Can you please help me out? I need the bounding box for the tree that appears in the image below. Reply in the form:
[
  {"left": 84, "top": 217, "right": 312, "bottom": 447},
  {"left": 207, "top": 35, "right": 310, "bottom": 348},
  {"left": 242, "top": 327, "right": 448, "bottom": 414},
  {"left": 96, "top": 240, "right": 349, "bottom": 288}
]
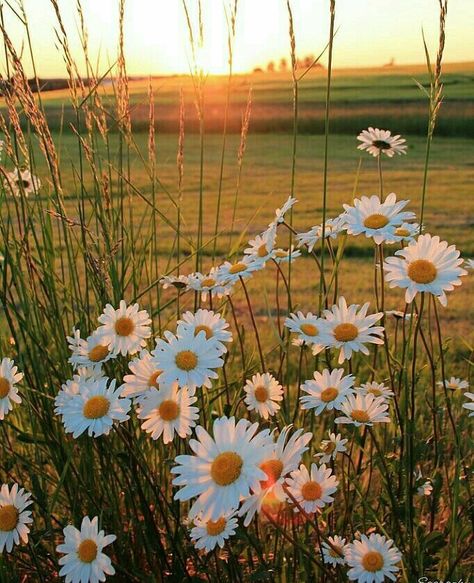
[
  {"left": 279, "top": 58, "right": 288, "bottom": 72},
  {"left": 267, "top": 61, "right": 275, "bottom": 73}
]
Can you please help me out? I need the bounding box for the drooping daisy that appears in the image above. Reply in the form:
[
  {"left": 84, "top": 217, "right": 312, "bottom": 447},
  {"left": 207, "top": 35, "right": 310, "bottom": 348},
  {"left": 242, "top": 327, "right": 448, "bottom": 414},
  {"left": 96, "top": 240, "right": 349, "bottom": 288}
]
[
  {"left": 239, "top": 426, "right": 312, "bottom": 526},
  {"left": 177, "top": 309, "right": 232, "bottom": 352},
  {"left": 270, "top": 195, "right": 298, "bottom": 227},
  {"left": 67, "top": 329, "right": 114, "bottom": 370},
  {"left": 345, "top": 533, "right": 402, "bottom": 583},
  {"left": 190, "top": 511, "right": 238, "bottom": 553},
  {"left": 462, "top": 392, "right": 474, "bottom": 417},
  {"left": 383, "top": 234, "right": 467, "bottom": 307},
  {"left": 0, "top": 357, "right": 23, "bottom": 421},
  {"left": 97, "top": 300, "right": 152, "bottom": 356},
  {"left": 0, "top": 483, "right": 33, "bottom": 553},
  {"left": 286, "top": 463, "right": 339, "bottom": 514},
  {"left": 4, "top": 168, "right": 41, "bottom": 197},
  {"left": 436, "top": 377, "right": 469, "bottom": 391},
  {"left": 297, "top": 218, "right": 345, "bottom": 252},
  {"left": 300, "top": 368, "right": 355, "bottom": 416},
  {"left": 244, "top": 372, "right": 283, "bottom": 419},
  {"left": 138, "top": 384, "right": 199, "bottom": 444},
  {"left": 335, "top": 393, "right": 390, "bottom": 427},
  {"left": 153, "top": 327, "right": 224, "bottom": 393},
  {"left": 57, "top": 516, "right": 116, "bottom": 583},
  {"left": 61, "top": 376, "right": 131, "bottom": 438},
  {"left": 385, "top": 310, "right": 412, "bottom": 321},
  {"left": 217, "top": 255, "right": 264, "bottom": 285},
  {"left": 358, "top": 381, "right": 394, "bottom": 401},
  {"left": 187, "top": 268, "right": 232, "bottom": 301},
  {"left": 160, "top": 274, "right": 190, "bottom": 290},
  {"left": 315, "top": 431, "right": 348, "bottom": 464},
  {"left": 321, "top": 535, "right": 348, "bottom": 567},
  {"left": 284, "top": 311, "right": 331, "bottom": 352},
  {"left": 272, "top": 246, "right": 301, "bottom": 264},
  {"left": 120, "top": 349, "right": 163, "bottom": 402},
  {"left": 244, "top": 225, "right": 277, "bottom": 262},
  {"left": 172, "top": 416, "right": 274, "bottom": 521},
  {"left": 342, "top": 193, "right": 415, "bottom": 245},
  {"left": 386, "top": 222, "right": 421, "bottom": 245},
  {"left": 323, "top": 297, "right": 384, "bottom": 364},
  {"left": 357, "top": 127, "right": 407, "bottom": 158}
]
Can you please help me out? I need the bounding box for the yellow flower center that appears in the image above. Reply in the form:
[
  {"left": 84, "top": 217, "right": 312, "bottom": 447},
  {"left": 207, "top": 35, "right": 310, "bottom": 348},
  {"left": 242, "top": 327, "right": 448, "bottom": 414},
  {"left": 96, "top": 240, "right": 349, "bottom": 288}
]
[
  {"left": 206, "top": 517, "right": 227, "bottom": 536},
  {"left": 83, "top": 396, "right": 110, "bottom": 419},
  {"left": 361, "top": 550, "right": 384, "bottom": 572},
  {"left": 320, "top": 387, "right": 339, "bottom": 403},
  {"left": 333, "top": 323, "right": 359, "bottom": 342},
  {"left": 211, "top": 451, "right": 243, "bottom": 486},
  {"left": 175, "top": 350, "right": 198, "bottom": 371},
  {"left": 254, "top": 385, "right": 269, "bottom": 402},
  {"left": 407, "top": 259, "right": 437, "bottom": 284},
  {"left": 0, "top": 505, "right": 19, "bottom": 531},
  {"left": 114, "top": 316, "right": 135, "bottom": 337},
  {"left": 367, "top": 387, "right": 382, "bottom": 396},
  {"left": 257, "top": 244, "right": 268, "bottom": 258},
  {"left": 260, "top": 459, "right": 284, "bottom": 489},
  {"left": 88, "top": 344, "right": 109, "bottom": 363},
  {"left": 194, "top": 325, "right": 213, "bottom": 339},
  {"left": 395, "top": 227, "right": 410, "bottom": 237},
  {"left": 0, "top": 377, "right": 11, "bottom": 399},
  {"left": 324, "top": 441, "right": 337, "bottom": 454},
  {"left": 148, "top": 370, "right": 162, "bottom": 389},
  {"left": 300, "top": 323, "right": 318, "bottom": 337},
  {"left": 351, "top": 409, "right": 370, "bottom": 423},
  {"left": 158, "top": 399, "right": 180, "bottom": 421},
  {"left": 201, "top": 277, "right": 216, "bottom": 288},
  {"left": 274, "top": 250, "right": 287, "bottom": 258},
  {"left": 77, "top": 539, "right": 98, "bottom": 563},
  {"left": 447, "top": 381, "right": 458, "bottom": 390},
  {"left": 363, "top": 213, "right": 389, "bottom": 229},
  {"left": 329, "top": 544, "right": 343, "bottom": 558},
  {"left": 301, "top": 481, "right": 322, "bottom": 501},
  {"left": 228, "top": 262, "right": 247, "bottom": 275}
]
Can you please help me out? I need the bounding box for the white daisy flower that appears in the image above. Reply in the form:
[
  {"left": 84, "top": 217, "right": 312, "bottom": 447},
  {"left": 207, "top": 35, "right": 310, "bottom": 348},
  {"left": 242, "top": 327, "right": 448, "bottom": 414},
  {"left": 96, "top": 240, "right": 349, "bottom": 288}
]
[
  {"left": 153, "top": 327, "right": 224, "bottom": 393},
  {"left": 342, "top": 193, "right": 415, "bottom": 245},
  {"left": 384, "top": 310, "right": 412, "bottom": 321},
  {"left": 315, "top": 431, "right": 348, "bottom": 464},
  {"left": 120, "top": 349, "right": 162, "bottom": 402},
  {"left": 4, "top": 168, "right": 41, "bottom": 197},
  {"left": 57, "top": 516, "right": 116, "bottom": 583},
  {"left": 286, "top": 463, "right": 339, "bottom": 514},
  {"left": 190, "top": 510, "right": 238, "bottom": 553},
  {"left": 436, "top": 377, "right": 469, "bottom": 391},
  {"left": 383, "top": 234, "right": 467, "bottom": 307},
  {"left": 244, "top": 225, "right": 277, "bottom": 262},
  {"left": 417, "top": 480, "right": 433, "bottom": 497},
  {"left": 217, "top": 255, "right": 264, "bottom": 285},
  {"left": 138, "top": 383, "right": 199, "bottom": 444},
  {"left": 270, "top": 195, "right": 298, "bottom": 227},
  {"left": 160, "top": 274, "right": 190, "bottom": 290},
  {"left": 67, "top": 329, "right": 114, "bottom": 370},
  {"left": 97, "top": 300, "right": 152, "bottom": 357},
  {"left": 272, "top": 246, "right": 301, "bottom": 264},
  {"left": 357, "top": 127, "right": 407, "bottom": 158},
  {"left": 284, "top": 311, "right": 331, "bottom": 353},
  {"left": 321, "top": 535, "right": 348, "bottom": 566},
  {"left": 323, "top": 297, "right": 384, "bottom": 364},
  {"left": 187, "top": 268, "right": 232, "bottom": 301},
  {"left": 55, "top": 368, "right": 105, "bottom": 417},
  {"left": 171, "top": 416, "right": 274, "bottom": 521},
  {"left": 462, "top": 392, "right": 474, "bottom": 417},
  {"left": 0, "top": 357, "right": 23, "bottom": 421},
  {"left": 244, "top": 372, "right": 283, "bottom": 420},
  {"left": 239, "top": 426, "right": 312, "bottom": 526},
  {"left": 335, "top": 393, "right": 390, "bottom": 427},
  {"left": 345, "top": 533, "right": 402, "bottom": 582},
  {"left": 465, "top": 258, "right": 474, "bottom": 270},
  {"left": 300, "top": 368, "right": 355, "bottom": 416},
  {"left": 177, "top": 309, "right": 232, "bottom": 352},
  {"left": 385, "top": 222, "right": 421, "bottom": 244},
  {"left": 358, "top": 381, "right": 394, "bottom": 401},
  {"left": 297, "top": 218, "right": 345, "bottom": 252},
  {"left": 61, "top": 376, "right": 131, "bottom": 438},
  {"left": 0, "top": 483, "right": 33, "bottom": 553}
]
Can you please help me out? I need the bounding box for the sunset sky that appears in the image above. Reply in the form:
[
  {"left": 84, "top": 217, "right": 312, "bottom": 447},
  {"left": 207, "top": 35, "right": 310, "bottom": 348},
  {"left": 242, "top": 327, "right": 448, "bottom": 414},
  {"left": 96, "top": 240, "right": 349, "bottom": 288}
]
[{"left": 1, "top": 0, "right": 473, "bottom": 77}]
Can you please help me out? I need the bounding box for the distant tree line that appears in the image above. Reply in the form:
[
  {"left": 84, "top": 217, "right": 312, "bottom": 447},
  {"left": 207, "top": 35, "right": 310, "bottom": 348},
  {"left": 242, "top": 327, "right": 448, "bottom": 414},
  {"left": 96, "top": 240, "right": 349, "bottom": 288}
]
[{"left": 253, "top": 55, "right": 325, "bottom": 74}]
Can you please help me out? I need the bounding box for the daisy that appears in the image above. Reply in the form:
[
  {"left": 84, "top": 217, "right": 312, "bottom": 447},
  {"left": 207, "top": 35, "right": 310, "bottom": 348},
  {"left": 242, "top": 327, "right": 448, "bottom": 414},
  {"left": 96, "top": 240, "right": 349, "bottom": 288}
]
[
  {"left": 286, "top": 463, "right": 339, "bottom": 514},
  {"left": 300, "top": 368, "right": 355, "bottom": 416},
  {"left": 244, "top": 225, "right": 277, "bottom": 262},
  {"left": 383, "top": 234, "right": 467, "bottom": 307},
  {"left": 55, "top": 368, "right": 105, "bottom": 417},
  {"left": 342, "top": 193, "right": 415, "bottom": 245},
  {"left": 417, "top": 480, "right": 433, "bottom": 497},
  {"left": 57, "top": 516, "right": 116, "bottom": 583},
  {"left": 358, "top": 381, "right": 394, "bottom": 401},
  {"left": 187, "top": 268, "right": 232, "bottom": 301},
  {"left": 0, "top": 357, "right": 23, "bottom": 421},
  {"left": 67, "top": 329, "right": 114, "bottom": 370},
  {"left": 386, "top": 222, "right": 421, "bottom": 244},
  {"left": 297, "top": 218, "right": 345, "bottom": 252},
  {"left": 437, "top": 377, "right": 469, "bottom": 391},
  {"left": 172, "top": 416, "right": 274, "bottom": 521},
  {"left": 321, "top": 535, "right": 347, "bottom": 566},
  {"left": 190, "top": 511, "right": 238, "bottom": 553},
  {"left": 138, "top": 384, "right": 199, "bottom": 444},
  {"left": 462, "top": 392, "right": 474, "bottom": 417},
  {"left": 97, "top": 300, "right": 152, "bottom": 356},
  {"left": 272, "top": 247, "right": 301, "bottom": 264},
  {"left": 0, "top": 483, "right": 33, "bottom": 553},
  {"left": 270, "top": 195, "right": 298, "bottom": 227},
  {"left": 4, "top": 168, "right": 41, "bottom": 197},
  {"left": 357, "top": 127, "right": 407, "bottom": 158},
  {"left": 160, "top": 274, "right": 190, "bottom": 290},
  {"left": 244, "top": 372, "right": 283, "bottom": 419},
  {"left": 315, "top": 431, "right": 348, "bottom": 464},
  {"left": 120, "top": 349, "right": 163, "bottom": 402},
  {"left": 465, "top": 258, "right": 474, "bottom": 270},
  {"left": 385, "top": 310, "right": 412, "bottom": 321},
  {"left": 177, "top": 309, "right": 232, "bottom": 352},
  {"left": 61, "top": 376, "right": 131, "bottom": 438},
  {"left": 284, "top": 311, "right": 331, "bottom": 352},
  {"left": 324, "top": 297, "right": 384, "bottom": 364},
  {"left": 217, "top": 255, "right": 264, "bottom": 285},
  {"left": 335, "top": 394, "right": 390, "bottom": 427},
  {"left": 345, "top": 533, "right": 402, "bottom": 582},
  {"left": 153, "top": 327, "right": 224, "bottom": 393}
]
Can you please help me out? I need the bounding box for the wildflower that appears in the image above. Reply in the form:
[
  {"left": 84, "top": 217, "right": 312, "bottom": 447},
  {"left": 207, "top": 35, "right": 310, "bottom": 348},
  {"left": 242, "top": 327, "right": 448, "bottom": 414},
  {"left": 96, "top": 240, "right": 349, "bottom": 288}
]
[
  {"left": 138, "top": 383, "right": 199, "bottom": 444},
  {"left": 120, "top": 349, "right": 163, "bottom": 402},
  {"left": 244, "top": 372, "right": 283, "bottom": 420},
  {"left": 55, "top": 368, "right": 105, "bottom": 417},
  {"left": 190, "top": 511, "right": 238, "bottom": 553},
  {"left": 160, "top": 274, "right": 189, "bottom": 290},
  {"left": 384, "top": 310, "right": 412, "bottom": 321},
  {"left": 171, "top": 416, "right": 274, "bottom": 521},
  {"left": 417, "top": 480, "right": 433, "bottom": 497},
  {"left": 297, "top": 217, "right": 345, "bottom": 252},
  {"left": 4, "top": 168, "right": 41, "bottom": 197},
  {"left": 177, "top": 309, "right": 232, "bottom": 352},
  {"left": 0, "top": 483, "right": 32, "bottom": 553},
  {"left": 384, "top": 234, "right": 467, "bottom": 306},
  {"left": 300, "top": 368, "right": 355, "bottom": 416},
  {"left": 335, "top": 394, "right": 390, "bottom": 427},
  {"left": 0, "top": 357, "right": 23, "bottom": 421},
  {"left": 324, "top": 297, "right": 384, "bottom": 364},
  {"left": 462, "top": 392, "right": 474, "bottom": 417},
  {"left": 97, "top": 300, "right": 151, "bottom": 356},
  {"left": 437, "top": 377, "right": 469, "bottom": 391},
  {"left": 217, "top": 255, "right": 263, "bottom": 285},
  {"left": 345, "top": 533, "right": 402, "bottom": 582},
  {"left": 321, "top": 535, "right": 348, "bottom": 566},
  {"left": 57, "top": 516, "right": 116, "bottom": 583},
  {"left": 286, "top": 463, "right": 339, "bottom": 514},
  {"left": 188, "top": 269, "right": 233, "bottom": 301},
  {"left": 315, "top": 431, "right": 348, "bottom": 464},
  {"left": 386, "top": 222, "right": 421, "bottom": 244},
  {"left": 465, "top": 258, "right": 474, "bottom": 270},
  {"left": 270, "top": 195, "right": 298, "bottom": 227},
  {"left": 284, "top": 311, "right": 331, "bottom": 353},
  {"left": 272, "top": 247, "right": 301, "bottom": 264},
  {"left": 244, "top": 225, "right": 277, "bottom": 262},
  {"left": 357, "top": 127, "right": 407, "bottom": 158},
  {"left": 67, "top": 329, "right": 114, "bottom": 370},
  {"left": 358, "top": 381, "right": 394, "bottom": 401}
]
